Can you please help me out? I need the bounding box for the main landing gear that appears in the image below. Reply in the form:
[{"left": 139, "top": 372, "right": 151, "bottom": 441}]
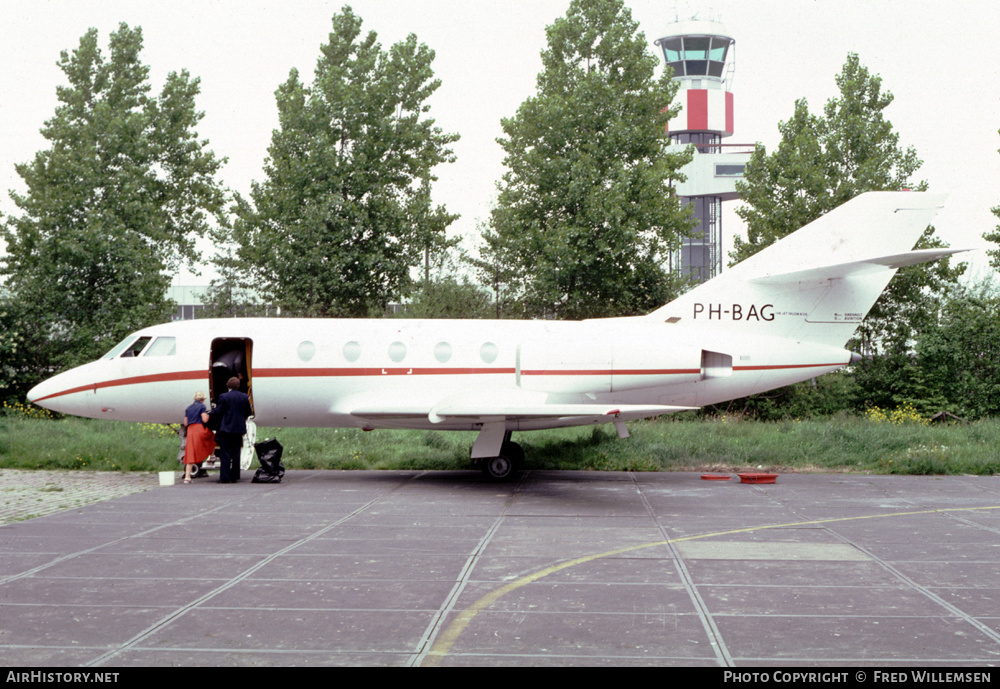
[{"left": 477, "top": 438, "right": 525, "bottom": 482}]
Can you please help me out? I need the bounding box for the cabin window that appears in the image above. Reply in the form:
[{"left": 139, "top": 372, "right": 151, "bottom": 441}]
[
  {"left": 434, "top": 342, "right": 452, "bottom": 363},
  {"left": 102, "top": 336, "right": 138, "bottom": 360},
  {"left": 298, "top": 341, "right": 316, "bottom": 362},
  {"left": 343, "top": 341, "right": 361, "bottom": 362},
  {"left": 121, "top": 337, "right": 152, "bottom": 358},
  {"left": 480, "top": 342, "right": 499, "bottom": 364},
  {"left": 388, "top": 341, "right": 407, "bottom": 363},
  {"left": 143, "top": 337, "right": 177, "bottom": 357}
]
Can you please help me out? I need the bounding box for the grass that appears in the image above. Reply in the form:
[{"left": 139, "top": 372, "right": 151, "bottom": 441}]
[{"left": 1, "top": 412, "right": 999, "bottom": 475}]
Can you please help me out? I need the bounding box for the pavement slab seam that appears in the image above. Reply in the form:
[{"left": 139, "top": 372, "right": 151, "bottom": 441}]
[
  {"left": 82, "top": 473, "right": 421, "bottom": 667},
  {"left": 0, "top": 498, "right": 252, "bottom": 587},
  {"left": 409, "top": 471, "right": 529, "bottom": 667},
  {"left": 629, "top": 471, "right": 733, "bottom": 666},
  {"left": 823, "top": 525, "right": 1000, "bottom": 648}
]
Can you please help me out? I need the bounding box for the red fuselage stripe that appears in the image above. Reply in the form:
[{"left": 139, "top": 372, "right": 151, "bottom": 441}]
[
  {"left": 36, "top": 361, "right": 846, "bottom": 402},
  {"left": 254, "top": 367, "right": 516, "bottom": 377},
  {"left": 33, "top": 370, "right": 206, "bottom": 402},
  {"left": 521, "top": 368, "right": 701, "bottom": 376}
]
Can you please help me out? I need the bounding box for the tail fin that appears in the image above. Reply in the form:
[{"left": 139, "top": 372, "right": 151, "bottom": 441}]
[{"left": 648, "top": 192, "right": 958, "bottom": 347}]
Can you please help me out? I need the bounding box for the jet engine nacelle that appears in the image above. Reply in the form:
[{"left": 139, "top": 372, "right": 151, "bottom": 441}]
[{"left": 516, "top": 332, "right": 705, "bottom": 394}]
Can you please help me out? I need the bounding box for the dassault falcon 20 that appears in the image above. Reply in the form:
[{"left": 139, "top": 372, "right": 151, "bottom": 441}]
[{"left": 28, "top": 192, "right": 963, "bottom": 480}]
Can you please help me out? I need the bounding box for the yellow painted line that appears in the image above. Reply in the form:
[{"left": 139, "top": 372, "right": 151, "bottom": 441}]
[{"left": 420, "top": 505, "right": 1000, "bottom": 666}]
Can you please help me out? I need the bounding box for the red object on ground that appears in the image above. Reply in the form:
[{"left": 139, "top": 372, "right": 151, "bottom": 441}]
[
  {"left": 738, "top": 473, "right": 778, "bottom": 484},
  {"left": 701, "top": 474, "right": 732, "bottom": 481}
]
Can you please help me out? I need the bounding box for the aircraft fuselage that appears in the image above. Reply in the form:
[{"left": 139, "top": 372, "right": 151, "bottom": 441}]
[{"left": 28, "top": 316, "right": 850, "bottom": 432}]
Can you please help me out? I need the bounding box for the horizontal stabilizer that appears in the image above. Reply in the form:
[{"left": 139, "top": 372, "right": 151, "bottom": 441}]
[{"left": 750, "top": 247, "right": 970, "bottom": 284}]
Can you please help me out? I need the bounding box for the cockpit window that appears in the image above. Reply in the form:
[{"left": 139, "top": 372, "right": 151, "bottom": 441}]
[
  {"left": 121, "top": 336, "right": 152, "bottom": 358},
  {"left": 102, "top": 336, "right": 137, "bottom": 360},
  {"left": 143, "top": 337, "right": 177, "bottom": 357}
]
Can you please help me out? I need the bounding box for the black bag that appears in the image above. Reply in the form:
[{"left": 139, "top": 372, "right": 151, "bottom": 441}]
[
  {"left": 252, "top": 438, "right": 285, "bottom": 483},
  {"left": 206, "top": 409, "right": 221, "bottom": 431}
]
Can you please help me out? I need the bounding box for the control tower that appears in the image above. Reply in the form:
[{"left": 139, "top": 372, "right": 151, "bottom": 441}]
[{"left": 655, "top": 13, "right": 751, "bottom": 283}]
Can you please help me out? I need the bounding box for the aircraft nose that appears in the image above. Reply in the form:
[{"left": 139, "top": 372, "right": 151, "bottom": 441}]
[
  {"left": 27, "top": 376, "right": 66, "bottom": 412},
  {"left": 27, "top": 379, "right": 52, "bottom": 406},
  {"left": 25, "top": 367, "right": 97, "bottom": 417}
]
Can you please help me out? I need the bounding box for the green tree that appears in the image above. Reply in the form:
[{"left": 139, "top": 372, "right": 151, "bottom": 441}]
[
  {"left": 731, "top": 54, "right": 925, "bottom": 263},
  {"left": 226, "top": 6, "right": 458, "bottom": 318},
  {"left": 199, "top": 246, "right": 271, "bottom": 319},
  {"left": 401, "top": 275, "right": 494, "bottom": 319},
  {"left": 0, "top": 24, "right": 226, "bottom": 370},
  {"left": 907, "top": 282, "right": 1000, "bottom": 419},
  {"left": 825, "top": 56, "right": 962, "bottom": 398},
  {"left": 728, "top": 53, "right": 964, "bottom": 417},
  {"left": 729, "top": 99, "right": 827, "bottom": 263},
  {"left": 391, "top": 233, "right": 492, "bottom": 319},
  {"left": 468, "top": 219, "right": 528, "bottom": 319},
  {"left": 484, "top": 0, "right": 694, "bottom": 320},
  {"left": 0, "top": 298, "right": 48, "bottom": 406}
]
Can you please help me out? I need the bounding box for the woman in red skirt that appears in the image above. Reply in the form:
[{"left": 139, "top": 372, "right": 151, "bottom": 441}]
[{"left": 182, "top": 391, "right": 215, "bottom": 484}]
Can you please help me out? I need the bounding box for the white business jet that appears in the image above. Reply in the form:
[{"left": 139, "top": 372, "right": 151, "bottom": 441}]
[{"left": 27, "top": 192, "right": 962, "bottom": 480}]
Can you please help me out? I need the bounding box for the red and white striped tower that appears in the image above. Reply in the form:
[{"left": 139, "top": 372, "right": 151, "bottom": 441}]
[{"left": 655, "top": 13, "right": 751, "bottom": 283}]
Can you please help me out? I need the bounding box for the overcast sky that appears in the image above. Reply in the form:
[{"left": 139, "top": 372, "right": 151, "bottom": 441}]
[{"left": 2, "top": 0, "right": 998, "bottom": 285}]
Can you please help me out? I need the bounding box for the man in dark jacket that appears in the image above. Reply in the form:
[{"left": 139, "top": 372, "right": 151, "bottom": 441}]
[{"left": 209, "top": 376, "right": 253, "bottom": 483}]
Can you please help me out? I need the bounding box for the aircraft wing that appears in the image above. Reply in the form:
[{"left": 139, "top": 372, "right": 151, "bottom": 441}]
[
  {"left": 340, "top": 390, "right": 695, "bottom": 426},
  {"left": 427, "top": 402, "right": 695, "bottom": 423}
]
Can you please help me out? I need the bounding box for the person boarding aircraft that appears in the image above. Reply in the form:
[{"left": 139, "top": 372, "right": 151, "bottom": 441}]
[{"left": 28, "top": 192, "right": 964, "bottom": 480}]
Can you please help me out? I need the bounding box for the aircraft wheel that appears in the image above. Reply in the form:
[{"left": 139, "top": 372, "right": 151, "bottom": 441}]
[
  {"left": 501, "top": 440, "right": 525, "bottom": 468},
  {"left": 482, "top": 455, "right": 515, "bottom": 482}
]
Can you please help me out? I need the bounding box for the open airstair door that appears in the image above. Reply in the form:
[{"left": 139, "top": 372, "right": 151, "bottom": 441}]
[
  {"left": 210, "top": 337, "right": 256, "bottom": 471},
  {"left": 209, "top": 338, "right": 254, "bottom": 414}
]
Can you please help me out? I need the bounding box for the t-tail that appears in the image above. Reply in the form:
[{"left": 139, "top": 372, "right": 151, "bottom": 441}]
[{"left": 647, "top": 191, "right": 963, "bottom": 348}]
